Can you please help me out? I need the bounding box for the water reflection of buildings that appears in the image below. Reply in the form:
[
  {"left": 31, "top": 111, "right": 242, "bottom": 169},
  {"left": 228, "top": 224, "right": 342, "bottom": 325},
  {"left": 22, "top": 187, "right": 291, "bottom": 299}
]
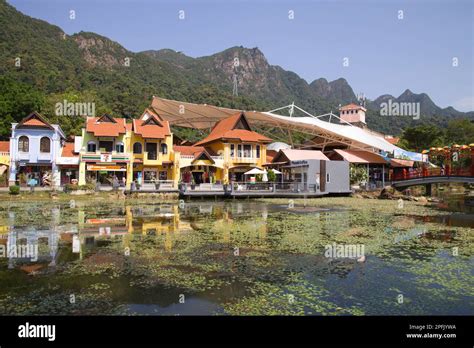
[
  {"left": 0, "top": 202, "right": 272, "bottom": 269},
  {"left": 74, "top": 202, "right": 271, "bottom": 253},
  {"left": 0, "top": 209, "right": 62, "bottom": 269}
]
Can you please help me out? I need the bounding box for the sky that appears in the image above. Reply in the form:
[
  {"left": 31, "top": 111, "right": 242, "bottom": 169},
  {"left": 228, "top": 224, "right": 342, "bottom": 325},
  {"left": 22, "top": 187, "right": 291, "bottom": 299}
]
[{"left": 8, "top": 0, "right": 474, "bottom": 112}]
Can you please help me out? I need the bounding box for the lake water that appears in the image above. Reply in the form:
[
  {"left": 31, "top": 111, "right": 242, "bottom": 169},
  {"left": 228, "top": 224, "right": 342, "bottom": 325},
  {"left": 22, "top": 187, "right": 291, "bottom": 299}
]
[{"left": 0, "top": 195, "right": 472, "bottom": 315}]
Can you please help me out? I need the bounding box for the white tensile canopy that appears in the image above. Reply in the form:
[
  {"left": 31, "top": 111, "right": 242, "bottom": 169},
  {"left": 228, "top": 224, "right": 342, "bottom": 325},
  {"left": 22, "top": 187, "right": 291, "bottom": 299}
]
[
  {"left": 150, "top": 97, "right": 401, "bottom": 154},
  {"left": 261, "top": 111, "right": 397, "bottom": 153}
]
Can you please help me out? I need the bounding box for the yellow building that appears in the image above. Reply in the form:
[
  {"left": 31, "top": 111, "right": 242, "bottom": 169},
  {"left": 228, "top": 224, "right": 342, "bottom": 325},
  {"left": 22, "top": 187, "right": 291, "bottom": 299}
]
[
  {"left": 0, "top": 141, "right": 10, "bottom": 185},
  {"left": 130, "top": 109, "right": 178, "bottom": 188},
  {"left": 76, "top": 111, "right": 272, "bottom": 189},
  {"left": 78, "top": 114, "right": 132, "bottom": 187},
  {"left": 191, "top": 112, "right": 272, "bottom": 183},
  {"left": 174, "top": 145, "right": 226, "bottom": 184}
]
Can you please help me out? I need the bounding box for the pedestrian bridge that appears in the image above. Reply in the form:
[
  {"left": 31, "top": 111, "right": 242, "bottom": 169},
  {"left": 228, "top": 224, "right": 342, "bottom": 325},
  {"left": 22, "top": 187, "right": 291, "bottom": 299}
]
[
  {"left": 392, "top": 175, "right": 474, "bottom": 189},
  {"left": 391, "top": 167, "right": 474, "bottom": 193}
]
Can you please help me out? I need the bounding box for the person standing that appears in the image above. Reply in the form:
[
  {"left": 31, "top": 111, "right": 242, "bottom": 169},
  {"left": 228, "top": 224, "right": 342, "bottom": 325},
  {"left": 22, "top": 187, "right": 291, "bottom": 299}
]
[
  {"left": 112, "top": 175, "right": 119, "bottom": 191},
  {"left": 28, "top": 176, "right": 37, "bottom": 192}
]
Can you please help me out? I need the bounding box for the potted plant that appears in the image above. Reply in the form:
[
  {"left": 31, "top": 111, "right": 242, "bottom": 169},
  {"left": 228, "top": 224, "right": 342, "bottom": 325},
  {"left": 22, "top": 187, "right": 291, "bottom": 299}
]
[
  {"left": 267, "top": 169, "right": 276, "bottom": 183},
  {"left": 350, "top": 165, "right": 368, "bottom": 190}
]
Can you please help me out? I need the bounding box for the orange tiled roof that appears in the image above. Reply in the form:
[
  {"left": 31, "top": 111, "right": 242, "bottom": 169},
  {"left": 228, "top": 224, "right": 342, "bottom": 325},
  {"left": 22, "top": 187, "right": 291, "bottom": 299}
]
[
  {"left": 174, "top": 145, "right": 206, "bottom": 156},
  {"left": 17, "top": 112, "right": 54, "bottom": 130},
  {"left": 0, "top": 141, "right": 10, "bottom": 152},
  {"left": 24, "top": 118, "right": 46, "bottom": 126},
  {"left": 133, "top": 115, "right": 170, "bottom": 139},
  {"left": 194, "top": 112, "right": 271, "bottom": 146},
  {"left": 61, "top": 142, "right": 78, "bottom": 158},
  {"left": 141, "top": 107, "right": 164, "bottom": 121},
  {"left": 266, "top": 149, "right": 277, "bottom": 164},
  {"left": 86, "top": 115, "right": 127, "bottom": 137},
  {"left": 174, "top": 145, "right": 217, "bottom": 155}
]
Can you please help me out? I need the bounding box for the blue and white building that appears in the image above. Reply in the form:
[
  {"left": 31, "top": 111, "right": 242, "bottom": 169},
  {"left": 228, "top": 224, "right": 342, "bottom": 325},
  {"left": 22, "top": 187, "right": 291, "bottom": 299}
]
[{"left": 9, "top": 112, "right": 66, "bottom": 187}]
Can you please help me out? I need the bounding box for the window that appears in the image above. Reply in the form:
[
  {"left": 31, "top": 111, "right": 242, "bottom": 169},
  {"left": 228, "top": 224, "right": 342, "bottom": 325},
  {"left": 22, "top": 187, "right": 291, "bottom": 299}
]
[
  {"left": 326, "top": 173, "right": 330, "bottom": 183},
  {"left": 230, "top": 144, "right": 235, "bottom": 157},
  {"left": 161, "top": 143, "right": 168, "bottom": 154},
  {"left": 18, "top": 136, "right": 29, "bottom": 152},
  {"left": 39, "top": 137, "right": 51, "bottom": 153},
  {"left": 144, "top": 170, "right": 157, "bottom": 181},
  {"left": 115, "top": 142, "right": 124, "bottom": 153},
  {"left": 256, "top": 145, "right": 260, "bottom": 158},
  {"left": 243, "top": 144, "right": 252, "bottom": 157},
  {"left": 133, "top": 142, "right": 142, "bottom": 154},
  {"left": 99, "top": 141, "right": 113, "bottom": 152},
  {"left": 146, "top": 143, "right": 157, "bottom": 160},
  {"left": 238, "top": 144, "right": 242, "bottom": 157},
  {"left": 87, "top": 141, "right": 96, "bottom": 152}
]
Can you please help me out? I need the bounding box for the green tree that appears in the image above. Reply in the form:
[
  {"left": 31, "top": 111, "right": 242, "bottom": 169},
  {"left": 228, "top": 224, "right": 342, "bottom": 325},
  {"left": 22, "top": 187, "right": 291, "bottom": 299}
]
[
  {"left": 0, "top": 76, "right": 45, "bottom": 139},
  {"left": 42, "top": 89, "right": 112, "bottom": 137},
  {"left": 445, "top": 119, "right": 474, "bottom": 145},
  {"left": 398, "top": 124, "right": 444, "bottom": 152},
  {"left": 267, "top": 169, "right": 277, "bottom": 182}
]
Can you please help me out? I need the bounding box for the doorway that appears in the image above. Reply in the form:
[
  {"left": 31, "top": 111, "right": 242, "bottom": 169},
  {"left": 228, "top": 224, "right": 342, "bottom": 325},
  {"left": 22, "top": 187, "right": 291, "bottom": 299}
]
[{"left": 146, "top": 143, "right": 157, "bottom": 160}]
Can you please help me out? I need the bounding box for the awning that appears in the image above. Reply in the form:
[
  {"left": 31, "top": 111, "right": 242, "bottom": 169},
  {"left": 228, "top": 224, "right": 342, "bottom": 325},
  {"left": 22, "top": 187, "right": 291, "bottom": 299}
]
[
  {"left": 278, "top": 149, "right": 329, "bottom": 161},
  {"left": 87, "top": 164, "right": 127, "bottom": 171},
  {"left": 333, "top": 149, "right": 387, "bottom": 164},
  {"left": 390, "top": 159, "right": 414, "bottom": 168}
]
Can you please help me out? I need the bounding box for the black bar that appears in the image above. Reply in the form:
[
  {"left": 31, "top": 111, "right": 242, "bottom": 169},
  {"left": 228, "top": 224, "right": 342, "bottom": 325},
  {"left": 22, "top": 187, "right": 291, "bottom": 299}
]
[{"left": 0, "top": 316, "right": 471, "bottom": 346}]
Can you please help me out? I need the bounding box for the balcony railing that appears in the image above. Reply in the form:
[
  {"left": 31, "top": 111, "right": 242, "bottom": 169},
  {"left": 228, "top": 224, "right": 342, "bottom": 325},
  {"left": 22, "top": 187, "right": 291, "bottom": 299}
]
[
  {"left": 180, "top": 183, "right": 225, "bottom": 191},
  {"left": 231, "top": 182, "right": 318, "bottom": 193},
  {"left": 180, "top": 155, "right": 224, "bottom": 160},
  {"left": 17, "top": 152, "right": 29, "bottom": 161},
  {"left": 179, "top": 182, "right": 319, "bottom": 193},
  {"left": 145, "top": 152, "right": 158, "bottom": 161},
  {"left": 142, "top": 152, "right": 162, "bottom": 165},
  {"left": 38, "top": 152, "right": 52, "bottom": 161},
  {"left": 134, "top": 180, "right": 175, "bottom": 191},
  {"left": 231, "top": 156, "right": 258, "bottom": 163}
]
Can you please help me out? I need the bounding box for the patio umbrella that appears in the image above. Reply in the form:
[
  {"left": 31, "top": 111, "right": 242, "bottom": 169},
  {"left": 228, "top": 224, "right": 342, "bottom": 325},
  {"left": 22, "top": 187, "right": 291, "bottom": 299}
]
[
  {"left": 244, "top": 168, "right": 266, "bottom": 175},
  {"left": 271, "top": 169, "right": 282, "bottom": 174}
]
